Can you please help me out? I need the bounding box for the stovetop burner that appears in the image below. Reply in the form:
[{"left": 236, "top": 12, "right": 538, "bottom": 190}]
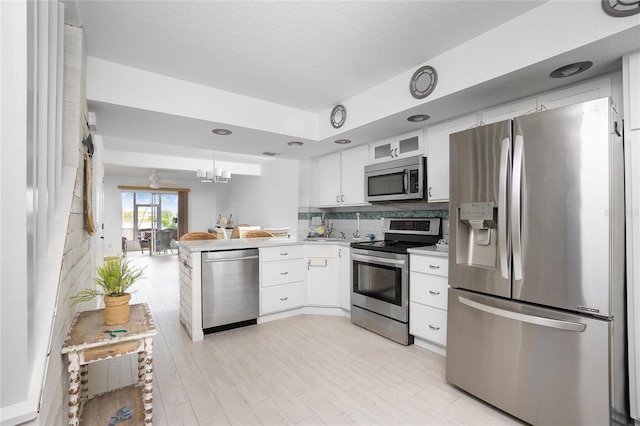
[
  {"left": 350, "top": 218, "right": 442, "bottom": 254},
  {"left": 350, "top": 239, "right": 434, "bottom": 254}
]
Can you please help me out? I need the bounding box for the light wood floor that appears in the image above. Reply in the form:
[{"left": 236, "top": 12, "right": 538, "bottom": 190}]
[{"left": 90, "top": 250, "right": 524, "bottom": 425}]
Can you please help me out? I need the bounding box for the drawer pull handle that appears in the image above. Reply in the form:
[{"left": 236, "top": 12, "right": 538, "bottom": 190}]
[
  {"left": 429, "top": 324, "right": 440, "bottom": 331},
  {"left": 280, "top": 297, "right": 288, "bottom": 301},
  {"left": 429, "top": 265, "right": 440, "bottom": 269},
  {"left": 429, "top": 290, "right": 440, "bottom": 295},
  {"left": 280, "top": 252, "right": 288, "bottom": 256},
  {"left": 280, "top": 271, "right": 289, "bottom": 275}
]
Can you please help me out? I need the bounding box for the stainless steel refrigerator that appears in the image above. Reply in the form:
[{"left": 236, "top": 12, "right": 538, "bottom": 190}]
[{"left": 446, "top": 97, "right": 629, "bottom": 425}]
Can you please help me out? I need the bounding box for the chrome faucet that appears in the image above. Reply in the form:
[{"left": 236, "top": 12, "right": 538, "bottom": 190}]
[{"left": 353, "top": 212, "right": 361, "bottom": 239}]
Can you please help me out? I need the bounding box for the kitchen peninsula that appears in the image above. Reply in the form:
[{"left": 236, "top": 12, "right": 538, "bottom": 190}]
[{"left": 177, "top": 237, "right": 354, "bottom": 341}]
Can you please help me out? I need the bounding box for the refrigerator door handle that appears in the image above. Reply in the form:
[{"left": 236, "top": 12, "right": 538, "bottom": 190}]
[
  {"left": 498, "top": 138, "right": 510, "bottom": 279},
  {"left": 512, "top": 134, "right": 524, "bottom": 280},
  {"left": 458, "top": 296, "right": 586, "bottom": 332}
]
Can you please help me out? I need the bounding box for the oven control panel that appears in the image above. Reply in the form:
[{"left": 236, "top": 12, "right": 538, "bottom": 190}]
[{"left": 384, "top": 218, "right": 441, "bottom": 236}]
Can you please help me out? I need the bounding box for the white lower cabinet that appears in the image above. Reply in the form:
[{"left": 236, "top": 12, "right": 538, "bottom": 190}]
[
  {"left": 305, "top": 245, "right": 339, "bottom": 307},
  {"left": 261, "top": 282, "right": 305, "bottom": 314},
  {"left": 409, "top": 253, "right": 449, "bottom": 349},
  {"left": 260, "top": 245, "right": 305, "bottom": 315},
  {"left": 338, "top": 246, "right": 351, "bottom": 311},
  {"left": 261, "top": 260, "right": 305, "bottom": 287},
  {"left": 410, "top": 303, "right": 448, "bottom": 346},
  {"left": 259, "top": 244, "right": 350, "bottom": 315}
]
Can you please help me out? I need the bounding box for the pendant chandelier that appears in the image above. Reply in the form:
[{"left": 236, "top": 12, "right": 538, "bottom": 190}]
[{"left": 196, "top": 154, "right": 231, "bottom": 184}]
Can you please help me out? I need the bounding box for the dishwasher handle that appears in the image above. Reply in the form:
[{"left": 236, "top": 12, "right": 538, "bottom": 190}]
[{"left": 203, "top": 255, "right": 259, "bottom": 263}]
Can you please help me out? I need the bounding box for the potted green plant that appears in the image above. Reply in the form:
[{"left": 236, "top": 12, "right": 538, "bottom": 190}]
[{"left": 70, "top": 256, "right": 146, "bottom": 325}]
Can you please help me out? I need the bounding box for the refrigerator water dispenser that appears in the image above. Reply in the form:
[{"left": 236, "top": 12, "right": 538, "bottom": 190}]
[{"left": 456, "top": 202, "right": 498, "bottom": 268}]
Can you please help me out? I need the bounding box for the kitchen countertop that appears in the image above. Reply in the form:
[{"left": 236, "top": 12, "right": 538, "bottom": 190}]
[
  {"left": 407, "top": 245, "right": 449, "bottom": 258},
  {"left": 178, "top": 237, "right": 449, "bottom": 256},
  {"left": 177, "top": 236, "right": 355, "bottom": 253}
]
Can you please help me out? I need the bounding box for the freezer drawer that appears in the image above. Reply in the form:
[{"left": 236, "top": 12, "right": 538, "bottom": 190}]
[{"left": 446, "top": 288, "right": 622, "bottom": 426}]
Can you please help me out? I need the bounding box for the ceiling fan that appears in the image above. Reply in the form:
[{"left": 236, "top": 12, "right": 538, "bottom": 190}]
[{"left": 135, "top": 170, "right": 176, "bottom": 189}]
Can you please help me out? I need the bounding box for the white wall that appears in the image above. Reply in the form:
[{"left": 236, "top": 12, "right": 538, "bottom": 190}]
[
  {"left": 217, "top": 158, "right": 300, "bottom": 236},
  {"left": 186, "top": 179, "right": 219, "bottom": 232},
  {"left": 297, "top": 157, "right": 315, "bottom": 209},
  {"left": 0, "top": 0, "right": 30, "bottom": 412}
]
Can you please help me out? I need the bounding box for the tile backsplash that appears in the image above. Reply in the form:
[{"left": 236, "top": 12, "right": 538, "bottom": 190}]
[{"left": 298, "top": 203, "right": 449, "bottom": 240}]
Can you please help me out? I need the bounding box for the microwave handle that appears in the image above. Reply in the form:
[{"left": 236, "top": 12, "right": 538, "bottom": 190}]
[{"left": 403, "top": 170, "right": 409, "bottom": 194}]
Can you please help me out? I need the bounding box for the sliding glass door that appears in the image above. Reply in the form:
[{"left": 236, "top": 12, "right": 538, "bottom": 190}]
[{"left": 122, "top": 192, "right": 178, "bottom": 254}]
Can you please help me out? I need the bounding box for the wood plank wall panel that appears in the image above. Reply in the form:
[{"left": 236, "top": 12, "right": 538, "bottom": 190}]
[{"left": 37, "top": 24, "right": 93, "bottom": 426}]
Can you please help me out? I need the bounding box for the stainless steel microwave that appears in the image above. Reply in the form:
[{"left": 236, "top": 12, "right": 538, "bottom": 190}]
[{"left": 364, "top": 155, "right": 426, "bottom": 202}]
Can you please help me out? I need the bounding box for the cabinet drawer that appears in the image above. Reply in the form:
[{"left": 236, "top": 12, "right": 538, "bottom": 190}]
[
  {"left": 261, "top": 259, "right": 305, "bottom": 287},
  {"left": 410, "top": 255, "right": 448, "bottom": 277},
  {"left": 261, "top": 283, "right": 305, "bottom": 315},
  {"left": 82, "top": 340, "right": 143, "bottom": 363},
  {"left": 410, "top": 273, "right": 448, "bottom": 310},
  {"left": 410, "top": 303, "right": 447, "bottom": 347},
  {"left": 261, "top": 245, "right": 305, "bottom": 262}
]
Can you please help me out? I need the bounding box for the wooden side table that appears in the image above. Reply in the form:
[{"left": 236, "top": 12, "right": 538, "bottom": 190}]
[{"left": 61, "top": 303, "right": 157, "bottom": 425}]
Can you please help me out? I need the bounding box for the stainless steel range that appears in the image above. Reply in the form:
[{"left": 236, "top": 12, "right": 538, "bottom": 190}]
[{"left": 350, "top": 217, "right": 441, "bottom": 345}]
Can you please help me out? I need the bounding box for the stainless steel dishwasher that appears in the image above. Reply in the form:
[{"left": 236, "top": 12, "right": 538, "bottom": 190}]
[{"left": 201, "top": 249, "right": 259, "bottom": 332}]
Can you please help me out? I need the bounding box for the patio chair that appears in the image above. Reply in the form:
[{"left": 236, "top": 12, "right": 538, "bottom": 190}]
[{"left": 156, "top": 229, "right": 175, "bottom": 254}]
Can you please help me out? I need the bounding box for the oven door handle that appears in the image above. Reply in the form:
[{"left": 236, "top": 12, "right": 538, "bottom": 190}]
[{"left": 352, "top": 253, "right": 406, "bottom": 266}]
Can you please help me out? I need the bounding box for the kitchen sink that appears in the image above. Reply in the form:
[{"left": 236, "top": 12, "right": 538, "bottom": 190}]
[{"left": 304, "top": 237, "right": 347, "bottom": 242}]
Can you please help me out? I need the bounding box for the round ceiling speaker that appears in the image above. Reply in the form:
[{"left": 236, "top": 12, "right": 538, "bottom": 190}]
[
  {"left": 409, "top": 66, "right": 438, "bottom": 99},
  {"left": 330, "top": 104, "right": 347, "bottom": 129}
]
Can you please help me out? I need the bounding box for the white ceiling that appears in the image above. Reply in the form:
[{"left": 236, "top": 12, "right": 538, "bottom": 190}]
[
  {"left": 60, "top": 1, "right": 640, "bottom": 180},
  {"left": 63, "top": 1, "right": 545, "bottom": 113}
]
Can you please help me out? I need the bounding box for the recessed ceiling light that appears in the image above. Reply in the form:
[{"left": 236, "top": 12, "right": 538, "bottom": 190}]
[
  {"left": 407, "top": 114, "right": 430, "bottom": 122},
  {"left": 550, "top": 61, "right": 593, "bottom": 78},
  {"left": 334, "top": 139, "right": 351, "bottom": 145},
  {"left": 287, "top": 141, "right": 304, "bottom": 147},
  {"left": 212, "top": 128, "right": 232, "bottom": 135},
  {"left": 262, "top": 152, "right": 280, "bottom": 156}
]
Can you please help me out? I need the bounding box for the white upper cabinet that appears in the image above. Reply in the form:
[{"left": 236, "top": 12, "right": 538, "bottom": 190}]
[
  {"left": 536, "top": 75, "right": 612, "bottom": 111},
  {"left": 369, "top": 130, "right": 425, "bottom": 163},
  {"left": 480, "top": 97, "right": 537, "bottom": 125},
  {"left": 316, "top": 152, "right": 342, "bottom": 206},
  {"left": 340, "top": 145, "right": 368, "bottom": 205},
  {"left": 316, "top": 144, "right": 369, "bottom": 207},
  {"left": 425, "top": 113, "right": 479, "bottom": 203},
  {"left": 480, "top": 76, "right": 612, "bottom": 125}
]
